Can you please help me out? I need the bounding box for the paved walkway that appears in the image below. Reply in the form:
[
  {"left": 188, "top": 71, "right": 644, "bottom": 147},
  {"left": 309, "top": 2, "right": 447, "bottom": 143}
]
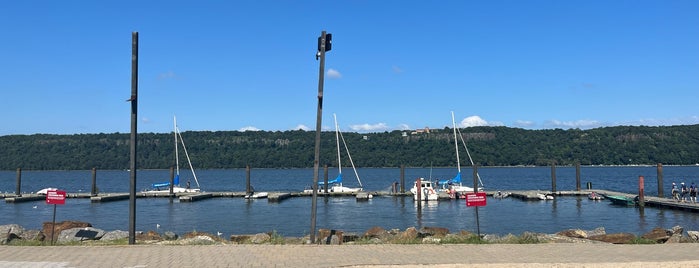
[{"left": 1, "top": 244, "right": 698, "bottom": 267}]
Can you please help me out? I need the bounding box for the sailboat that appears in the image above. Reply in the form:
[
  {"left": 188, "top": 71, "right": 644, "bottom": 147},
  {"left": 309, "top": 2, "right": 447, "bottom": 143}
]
[
  {"left": 312, "top": 114, "right": 364, "bottom": 193},
  {"left": 438, "top": 111, "right": 484, "bottom": 196},
  {"left": 144, "top": 116, "right": 201, "bottom": 194}
]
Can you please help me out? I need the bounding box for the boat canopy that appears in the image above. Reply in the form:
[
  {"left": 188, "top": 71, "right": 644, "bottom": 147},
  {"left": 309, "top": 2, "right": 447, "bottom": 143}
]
[
  {"left": 151, "top": 175, "right": 180, "bottom": 188},
  {"left": 318, "top": 173, "right": 342, "bottom": 185},
  {"left": 439, "top": 172, "right": 462, "bottom": 185}
]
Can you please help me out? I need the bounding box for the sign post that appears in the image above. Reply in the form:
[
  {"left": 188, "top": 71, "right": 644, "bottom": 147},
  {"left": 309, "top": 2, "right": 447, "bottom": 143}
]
[
  {"left": 46, "top": 189, "right": 66, "bottom": 245},
  {"left": 465, "top": 192, "right": 486, "bottom": 238}
]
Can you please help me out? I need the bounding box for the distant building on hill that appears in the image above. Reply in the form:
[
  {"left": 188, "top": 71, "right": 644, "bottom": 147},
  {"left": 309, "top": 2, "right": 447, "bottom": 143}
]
[{"left": 411, "top": 127, "right": 430, "bottom": 135}]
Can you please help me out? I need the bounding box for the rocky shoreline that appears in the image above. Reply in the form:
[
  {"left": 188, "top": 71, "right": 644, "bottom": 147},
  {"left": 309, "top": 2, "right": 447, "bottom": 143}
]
[{"left": 2, "top": 221, "right": 699, "bottom": 246}]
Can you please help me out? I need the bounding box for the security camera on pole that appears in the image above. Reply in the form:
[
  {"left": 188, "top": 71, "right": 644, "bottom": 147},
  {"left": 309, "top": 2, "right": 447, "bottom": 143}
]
[{"left": 310, "top": 30, "right": 331, "bottom": 243}]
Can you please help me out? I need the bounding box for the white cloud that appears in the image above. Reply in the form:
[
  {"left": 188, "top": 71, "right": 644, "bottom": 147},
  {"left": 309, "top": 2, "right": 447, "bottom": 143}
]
[
  {"left": 239, "top": 126, "right": 260, "bottom": 131},
  {"left": 326, "top": 69, "right": 342, "bottom": 79},
  {"left": 544, "top": 120, "right": 601, "bottom": 129},
  {"left": 514, "top": 120, "right": 535, "bottom": 128},
  {"left": 158, "top": 71, "right": 177, "bottom": 80},
  {"left": 349, "top": 123, "right": 390, "bottom": 132},
  {"left": 459, "top": 116, "right": 488, "bottom": 127},
  {"left": 294, "top": 124, "right": 311, "bottom": 131},
  {"left": 397, "top": 123, "right": 411, "bottom": 130}
]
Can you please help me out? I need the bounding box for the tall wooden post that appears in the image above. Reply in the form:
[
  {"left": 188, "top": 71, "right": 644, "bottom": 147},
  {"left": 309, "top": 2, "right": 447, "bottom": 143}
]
[
  {"left": 551, "top": 163, "right": 557, "bottom": 193},
  {"left": 169, "top": 166, "right": 174, "bottom": 202},
  {"left": 575, "top": 163, "right": 581, "bottom": 191},
  {"left": 15, "top": 168, "right": 21, "bottom": 197},
  {"left": 91, "top": 167, "right": 97, "bottom": 196},
  {"left": 657, "top": 163, "right": 664, "bottom": 198},
  {"left": 638, "top": 176, "right": 645, "bottom": 207},
  {"left": 400, "top": 164, "right": 405, "bottom": 193},
  {"left": 128, "top": 31, "right": 139, "bottom": 245},
  {"left": 246, "top": 165, "right": 251, "bottom": 196}
]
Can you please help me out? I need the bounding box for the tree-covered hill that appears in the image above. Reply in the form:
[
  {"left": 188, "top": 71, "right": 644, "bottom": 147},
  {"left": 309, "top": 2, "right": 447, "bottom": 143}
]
[{"left": 1, "top": 125, "right": 698, "bottom": 170}]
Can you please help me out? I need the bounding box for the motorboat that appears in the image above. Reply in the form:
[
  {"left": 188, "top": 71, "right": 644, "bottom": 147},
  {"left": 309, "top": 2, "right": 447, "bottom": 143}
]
[{"left": 411, "top": 178, "right": 438, "bottom": 201}]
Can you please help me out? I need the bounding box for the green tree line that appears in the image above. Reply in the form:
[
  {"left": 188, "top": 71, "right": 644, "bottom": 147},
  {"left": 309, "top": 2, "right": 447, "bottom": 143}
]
[{"left": 1, "top": 124, "right": 698, "bottom": 170}]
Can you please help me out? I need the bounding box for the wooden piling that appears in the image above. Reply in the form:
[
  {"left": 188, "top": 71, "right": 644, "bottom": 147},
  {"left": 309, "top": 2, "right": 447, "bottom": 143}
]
[
  {"left": 15, "top": 168, "right": 21, "bottom": 197},
  {"left": 246, "top": 165, "right": 251, "bottom": 196},
  {"left": 657, "top": 163, "right": 664, "bottom": 198},
  {"left": 91, "top": 167, "right": 97, "bottom": 196},
  {"left": 400, "top": 165, "right": 405, "bottom": 193},
  {"left": 551, "top": 163, "right": 557, "bottom": 193},
  {"left": 638, "top": 175, "right": 645, "bottom": 207},
  {"left": 169, "top": 166, "right": 175, "bottom": 202},
  {"left": 575, "top": 163, "right": 581, "bottom": 191}
]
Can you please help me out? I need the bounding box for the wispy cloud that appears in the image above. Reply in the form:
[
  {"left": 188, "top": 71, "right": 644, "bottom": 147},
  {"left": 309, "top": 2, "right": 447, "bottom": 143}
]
[
  {"left": 239, "top": 126, "right": 260, "bottom": 131},
  {"left": 294, "top": 124, "right": 311, "bottom": 131},
  {"left": 349, "top": 123, "right": 389, "bottom": 132},
  {"left": 327, "top": 69, "right": 342, "bottom": 79},
  {"left": 392, "top": 65, "right": 403, "bottom": 74},
  {"left": 157, "top": 71, "right": 177, "bottom": 80},
  {"left": 397, "top": 123, "right": 411, "bottom": 130},
  {"left": 544, "top": 119, "right": 601, "bottom": 129},
  {"left": 514, "top": 120, "right": 535, "bottom": 128}
]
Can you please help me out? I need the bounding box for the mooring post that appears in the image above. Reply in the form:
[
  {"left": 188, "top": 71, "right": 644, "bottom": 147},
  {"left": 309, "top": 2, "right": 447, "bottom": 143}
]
[
  {"left": 400, "top": 164, "right": 405, "bottom": 193},
  {"left": 246, "top": 165, "right": 251, "bottom": 196},
  {"left": 657, "top": 163, "right": 664, "bottom": 198},
  {"left": 416, "top": 178, "right": 422, "bottom": 206},
  {"left": 551, "top": 163, "right": 557, "bottom": 193},
  {"left": 15, "top": 168, "right": 21, "bottom": 197},
  {"left": 91, "top": 167, "right": 97, "bottom": 196},
  {"left": 169, "top": 166, "right": 174, "bottom": 202},
  {"left": 323, "top": 164, "right": 329, "bottom": 193},
  {"left": 638, "top": 176, "right": 645, "bottom": 207},
  {"left": 575, "top": 163, "right": 581, "bottom": 191}
]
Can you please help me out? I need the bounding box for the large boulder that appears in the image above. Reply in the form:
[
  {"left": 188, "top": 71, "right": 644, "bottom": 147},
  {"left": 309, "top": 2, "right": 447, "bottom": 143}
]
[
  {"left": 419, "top": 226, "right": 450, "bottom": 237},
  {"left": 687, "top": 231, "right": 699, "bottom": 242},
  {"left": 317, "top": 229, "right": 343, "bottom": 245},
  {"left": 57, "top": 227, "right": 106, "bottom": 243},
  {"left": 363, "top": 226, "right": 389, "bottom": 239},
  {"left": 42, "top": 221, "right": 91, "bottom": 243},
  {"left": 588, "top": 233, "right": 636, "bottom": 244},
  {"left": 101, "top": 230, "right": 129, "bottom": 241},
  {"left": 0, "top": 224, "right": 25, "bottom": 244},
  {"left": 250, "top": 233, "right": 271, "bottom": 244},
  {"left": 641, "top": 227, "right": 672, "bottom": 243}
]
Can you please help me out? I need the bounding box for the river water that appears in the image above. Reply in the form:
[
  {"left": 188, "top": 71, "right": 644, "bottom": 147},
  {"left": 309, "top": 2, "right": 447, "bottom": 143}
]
[{"left": 1, "top": 166, "right": 698, "bottom": 237}]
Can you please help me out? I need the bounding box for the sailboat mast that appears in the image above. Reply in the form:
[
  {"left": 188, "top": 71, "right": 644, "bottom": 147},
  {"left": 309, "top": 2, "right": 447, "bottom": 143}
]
[
  {"left": 451, "top": 111, "right": 461, "bottom": 173},
  {"left": 333, "top": 114, "right": 342, "bottom": 180},
  {"left": 177, "top": 126, "right": 201, "bottom": 188}
]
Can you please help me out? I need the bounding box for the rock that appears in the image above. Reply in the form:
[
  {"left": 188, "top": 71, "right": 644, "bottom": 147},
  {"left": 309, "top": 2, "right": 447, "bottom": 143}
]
[
  {"left": 101, "top": 230, "right": 129, "bottom": 241},
  {"left": 557, "top": 229, "right": 587, "bottom": 239},
  {"left": 163, "top": 231, "right": 178, "bottom": 240},
  {"left": 671, "top": 225, "right": 684, "bottom": 235},
  {"left": 363, "top": 226, "right": 388, "bottom": 239},
  {"left": 20, "top": 230, "right": 43, "bottom": 241},
  {"left": 42, "top": 221, "right": 91, "bottom": 243},
  {"left": 57, "top": 227, "right": 106, "bottom": 243},
  {"left": 0, "top": 224, "right": 25, "bottom": 244},
  {"left": 641, "top": 227, "right": 671, "bottom": 243},
  {"left": 317, "top": 229, "right": 343, "bottom": 245},
  {"left": 588, "top": 233, "right": 636, "bottom": 244},
  {"left": 229, "top": 234, "right": 252, "bottom": 243},
  {"left": 250, "top": 233, "right": 271, "bottom": 244},
  {"left": 687, "top": 231, "right": 699, "bottom": 241},
  {"left": 419, "top": 226, "right": 450, "bottom": 237},
  {"left": 587, "top": 227, "right": 606, "bottom": 237},
  {"left": 136, "top": 230, "right": 162, "bottom": 241},
  {"left": 396, "top": 227, "right": 418, "bottom": 241},
  {"left": 422, "top": 236, "right": 441, "bottom": 244}
]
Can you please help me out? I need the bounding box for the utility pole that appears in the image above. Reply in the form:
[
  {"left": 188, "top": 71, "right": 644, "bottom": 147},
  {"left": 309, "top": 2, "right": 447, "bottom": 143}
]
[
  {"left": 310, "top": 30, "right": 332, "bottom": 243},
  {"left": 127, "top": 31, "right": 139, "bottom": 245}
]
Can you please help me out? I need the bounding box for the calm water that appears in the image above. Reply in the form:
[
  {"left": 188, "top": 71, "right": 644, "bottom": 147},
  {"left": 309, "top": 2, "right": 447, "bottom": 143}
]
[{"left": 1, "top": 166, "right": 699, "bottom": 237}]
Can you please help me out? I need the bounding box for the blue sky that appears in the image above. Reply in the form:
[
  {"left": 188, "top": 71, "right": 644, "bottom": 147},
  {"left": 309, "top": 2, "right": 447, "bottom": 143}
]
[{"left": 1, "top": 1, "right": 697, "bottom": 135}]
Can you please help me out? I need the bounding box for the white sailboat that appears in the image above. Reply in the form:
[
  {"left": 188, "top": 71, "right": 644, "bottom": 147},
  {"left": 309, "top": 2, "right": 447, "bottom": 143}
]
[
  {"left": 439, "top": 111, "right": 484, "bottom": 195},
  {"left": 311, "top": 114, "right": 363, "bottom": 193},
  {"left": 144, "top": 116, "right": 201, "bottom": 194}
]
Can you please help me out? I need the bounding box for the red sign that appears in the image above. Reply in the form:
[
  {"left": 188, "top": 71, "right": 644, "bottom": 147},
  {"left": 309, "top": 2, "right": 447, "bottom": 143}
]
[
  {"left": 465, "top": 192, "right": 487, "bottom": 207},
  {"left": 46, "top": 190, "right": 66, "bottom": 205}
]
